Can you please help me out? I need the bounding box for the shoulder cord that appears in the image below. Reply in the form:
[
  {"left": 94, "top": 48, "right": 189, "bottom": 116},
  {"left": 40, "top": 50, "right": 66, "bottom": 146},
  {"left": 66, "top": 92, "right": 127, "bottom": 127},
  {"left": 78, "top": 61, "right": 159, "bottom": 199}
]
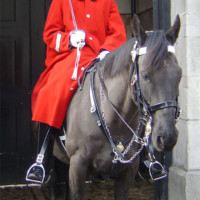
[
  {"left": 68, "top": 0, "right": 83, "bottom": 80},
  {"left": 68, "top": 0, "right": 78, "bottom": 30}
]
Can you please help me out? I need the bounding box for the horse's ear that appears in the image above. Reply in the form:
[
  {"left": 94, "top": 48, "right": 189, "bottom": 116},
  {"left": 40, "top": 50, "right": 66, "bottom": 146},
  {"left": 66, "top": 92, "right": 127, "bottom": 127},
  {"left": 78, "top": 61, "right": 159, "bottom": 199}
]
[
  {"left": 166, "top": 15, "right": 181, "bottom": 44},
  {"left": 132, "top": 14, "right": 147, "bottom": 46}
]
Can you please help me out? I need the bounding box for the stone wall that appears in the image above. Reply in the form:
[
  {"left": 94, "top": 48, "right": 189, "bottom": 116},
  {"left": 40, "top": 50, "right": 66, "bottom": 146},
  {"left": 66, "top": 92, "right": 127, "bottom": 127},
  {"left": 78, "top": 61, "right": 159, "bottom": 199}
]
[{"left": 169, "top": 0, "right": 200, "bottom": 199}]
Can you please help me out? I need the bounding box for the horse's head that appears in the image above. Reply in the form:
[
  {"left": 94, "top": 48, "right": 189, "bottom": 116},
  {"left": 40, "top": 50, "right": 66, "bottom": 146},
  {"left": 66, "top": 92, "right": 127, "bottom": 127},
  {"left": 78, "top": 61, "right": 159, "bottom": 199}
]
[{"left": 131, "top": 15, "right": 182, "bottom": 152}]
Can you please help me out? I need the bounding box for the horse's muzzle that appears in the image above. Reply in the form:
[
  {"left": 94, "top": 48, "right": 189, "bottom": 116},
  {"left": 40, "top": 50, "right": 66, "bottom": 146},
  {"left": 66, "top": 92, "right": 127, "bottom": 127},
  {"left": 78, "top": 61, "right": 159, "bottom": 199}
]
[{"left": 152, "top": 125, "right": 179, "bottom": 152}]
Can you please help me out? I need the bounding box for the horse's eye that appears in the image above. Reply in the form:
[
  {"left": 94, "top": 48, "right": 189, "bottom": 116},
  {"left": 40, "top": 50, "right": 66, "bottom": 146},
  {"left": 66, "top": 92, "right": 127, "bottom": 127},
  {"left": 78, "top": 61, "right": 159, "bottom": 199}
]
[{"left": 141, "top": 71, "right": 150, "bottom": 82}]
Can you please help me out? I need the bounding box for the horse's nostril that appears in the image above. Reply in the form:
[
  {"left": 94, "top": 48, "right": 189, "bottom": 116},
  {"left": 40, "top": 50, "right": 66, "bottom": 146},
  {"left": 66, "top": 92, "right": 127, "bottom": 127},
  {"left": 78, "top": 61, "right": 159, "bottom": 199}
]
[
  {"left": 155, "top": 131, "right": 178, "bottom": 152},
  {"left": 156, "top": 135, "right": 164, "bottom": 151}
]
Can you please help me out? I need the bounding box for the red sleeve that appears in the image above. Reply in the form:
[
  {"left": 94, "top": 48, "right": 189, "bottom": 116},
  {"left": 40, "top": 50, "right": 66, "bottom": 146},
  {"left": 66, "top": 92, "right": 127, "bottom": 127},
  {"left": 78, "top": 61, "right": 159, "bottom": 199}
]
[
  {"left": 43, "top": 0, "right": 70, "bottom": 53},
  {"left": 100, "top": 0, "right": 126, "bottom": 52}
]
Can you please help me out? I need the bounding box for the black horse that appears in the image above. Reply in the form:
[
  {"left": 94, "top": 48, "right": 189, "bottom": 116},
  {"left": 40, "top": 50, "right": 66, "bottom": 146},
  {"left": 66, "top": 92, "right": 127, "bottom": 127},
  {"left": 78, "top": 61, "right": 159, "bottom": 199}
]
[{"left": 52, "top": 14, "right": 182, "bottom": 200}]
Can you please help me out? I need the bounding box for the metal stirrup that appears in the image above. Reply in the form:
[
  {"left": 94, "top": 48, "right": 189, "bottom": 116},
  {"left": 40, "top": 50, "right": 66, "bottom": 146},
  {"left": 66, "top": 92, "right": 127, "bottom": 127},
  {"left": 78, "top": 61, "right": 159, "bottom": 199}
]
[
  {"left": 149, "top": 160, "right": 167, "bottom": 181},
  {"left": 146, "top": 142, "right": 168, "bottom": 181},
  {"left": 26, "top": 127, "right": 51, "bottom": 183},
  {"left": 147, "top": 151, "right": 167, "bottom": 181}
]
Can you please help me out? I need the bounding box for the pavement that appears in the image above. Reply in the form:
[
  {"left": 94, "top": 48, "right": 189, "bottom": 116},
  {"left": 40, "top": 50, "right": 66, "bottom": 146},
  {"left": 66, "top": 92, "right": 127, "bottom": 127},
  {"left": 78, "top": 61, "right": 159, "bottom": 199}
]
[{"left": 0, "top": 181, "right": 153, "bottom": 200}]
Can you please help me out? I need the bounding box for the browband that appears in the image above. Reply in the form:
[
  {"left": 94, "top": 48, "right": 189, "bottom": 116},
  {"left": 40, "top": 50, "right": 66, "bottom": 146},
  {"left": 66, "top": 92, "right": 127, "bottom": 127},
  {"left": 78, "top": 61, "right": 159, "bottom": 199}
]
[{"left": 137, "top": 45, "right": 175, "bottom": 56}]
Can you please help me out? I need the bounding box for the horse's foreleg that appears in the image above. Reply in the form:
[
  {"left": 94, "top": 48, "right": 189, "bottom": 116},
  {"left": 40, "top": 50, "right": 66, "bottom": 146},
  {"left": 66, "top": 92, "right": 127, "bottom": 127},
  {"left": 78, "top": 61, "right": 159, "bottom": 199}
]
[
  {"left": 114, "top": 158, "right": 139, "bottom": 200},
  {"left": 69, "top": 154, "right": 88, "bottom": 200}
]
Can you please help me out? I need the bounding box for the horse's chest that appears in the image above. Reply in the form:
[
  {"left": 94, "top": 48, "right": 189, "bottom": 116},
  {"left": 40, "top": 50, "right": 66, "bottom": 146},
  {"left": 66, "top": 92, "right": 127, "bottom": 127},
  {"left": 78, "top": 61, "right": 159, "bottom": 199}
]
[{"left": 92, "top": 149, "right": 113, "bottom": 173}]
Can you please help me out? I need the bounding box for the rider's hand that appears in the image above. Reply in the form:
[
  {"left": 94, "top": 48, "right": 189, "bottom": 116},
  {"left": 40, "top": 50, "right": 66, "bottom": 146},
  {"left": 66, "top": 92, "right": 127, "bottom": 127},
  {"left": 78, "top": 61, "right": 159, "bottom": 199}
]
[
  {"left": 69, "top": 30, "right": 86, "bottom": 48},
  {"left": 97, "top": 50, "right": 110, "bottom": 60}
]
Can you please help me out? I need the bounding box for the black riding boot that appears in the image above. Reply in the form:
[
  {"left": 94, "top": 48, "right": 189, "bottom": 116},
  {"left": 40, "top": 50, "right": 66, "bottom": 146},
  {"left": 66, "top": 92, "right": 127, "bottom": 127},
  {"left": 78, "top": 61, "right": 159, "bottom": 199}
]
[{"left": 26, "top": 123, "right": 55, "bottom": 184}]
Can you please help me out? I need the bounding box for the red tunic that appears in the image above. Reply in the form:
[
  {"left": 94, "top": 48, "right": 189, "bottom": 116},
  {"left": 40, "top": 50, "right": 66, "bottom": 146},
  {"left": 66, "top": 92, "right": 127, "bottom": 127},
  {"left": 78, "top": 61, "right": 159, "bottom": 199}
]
[{"left": 32, "top": 0, "right": 126, "bottom": 129}]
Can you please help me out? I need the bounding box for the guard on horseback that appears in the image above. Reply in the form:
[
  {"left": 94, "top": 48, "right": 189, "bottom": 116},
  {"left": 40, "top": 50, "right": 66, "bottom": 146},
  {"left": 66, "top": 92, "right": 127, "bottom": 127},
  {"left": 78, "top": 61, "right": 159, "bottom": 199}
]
[{"left": 26, "top": 0, "right": 127, "bottom": 183}]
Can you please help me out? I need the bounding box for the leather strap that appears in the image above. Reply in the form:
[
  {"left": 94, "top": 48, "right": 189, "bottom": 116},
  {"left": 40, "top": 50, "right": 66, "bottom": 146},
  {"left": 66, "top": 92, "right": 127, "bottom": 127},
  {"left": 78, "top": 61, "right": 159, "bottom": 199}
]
[
  {"left": 90, "top": 67, "right": 125, "bottom": 160},
  {"left": 78, "top": 58, "right": 99, "bottom": 90},
  {"left": 149, "top": 101, "right": 178, "bottom": 113},
  {"left": 36, "top": 126, "right": 52, "bottom": 164}
]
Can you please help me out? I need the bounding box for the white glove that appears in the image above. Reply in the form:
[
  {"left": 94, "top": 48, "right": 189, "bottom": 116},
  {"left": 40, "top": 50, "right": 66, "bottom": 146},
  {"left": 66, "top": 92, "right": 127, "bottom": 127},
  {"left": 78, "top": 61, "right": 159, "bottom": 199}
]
[
  {"left": 70, "top": 30, "right": 86, "bottom": 48},
  {"left": 97, "top": 50, "right": 110, "bottom": 60}
]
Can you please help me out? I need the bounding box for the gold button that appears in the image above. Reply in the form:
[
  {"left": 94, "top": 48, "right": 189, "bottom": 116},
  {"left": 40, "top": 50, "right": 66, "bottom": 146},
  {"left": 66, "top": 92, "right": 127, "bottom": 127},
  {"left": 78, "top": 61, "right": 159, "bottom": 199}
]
[
  {"left": 70, "top": 88, "right": 74, "bottom": 91},
  {"left": 89, "top": 37, "right": 93, "bottom": 40},
  {"left": 81, "top": 67, "right": 85, "bottom": 71},
  {"left": 86, "top": 14, "right": 90, "bottom": 18}
]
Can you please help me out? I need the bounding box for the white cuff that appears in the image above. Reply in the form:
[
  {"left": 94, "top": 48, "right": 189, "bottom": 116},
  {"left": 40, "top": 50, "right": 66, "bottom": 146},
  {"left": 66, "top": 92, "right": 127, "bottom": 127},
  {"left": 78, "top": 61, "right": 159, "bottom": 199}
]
[
  {"left": 97, "top": 50, "right": 110, "bottom": 60},
  {"left": 55, "top": 33, "right": 62, "bottom": 53}
]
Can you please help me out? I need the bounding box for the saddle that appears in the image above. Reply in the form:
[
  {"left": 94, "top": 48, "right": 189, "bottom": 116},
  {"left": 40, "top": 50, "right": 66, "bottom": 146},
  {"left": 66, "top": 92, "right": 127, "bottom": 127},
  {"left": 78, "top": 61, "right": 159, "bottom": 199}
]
[{"left": 78, "top": 58, "right": 100, "bottom": 90}]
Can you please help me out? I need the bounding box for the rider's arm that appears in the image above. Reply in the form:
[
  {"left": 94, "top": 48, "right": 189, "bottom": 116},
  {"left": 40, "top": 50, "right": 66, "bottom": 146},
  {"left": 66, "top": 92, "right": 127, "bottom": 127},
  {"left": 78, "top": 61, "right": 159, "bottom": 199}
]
[{"left": 43, "top": 0, "right": 70, "bottom": 53}]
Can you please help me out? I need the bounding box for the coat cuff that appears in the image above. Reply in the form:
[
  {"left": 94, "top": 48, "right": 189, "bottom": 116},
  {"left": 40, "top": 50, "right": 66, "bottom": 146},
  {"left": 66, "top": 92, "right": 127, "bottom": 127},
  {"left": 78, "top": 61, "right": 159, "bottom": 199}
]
[{"left": 55, "top": 33, "right": 62, "bottom": 53}]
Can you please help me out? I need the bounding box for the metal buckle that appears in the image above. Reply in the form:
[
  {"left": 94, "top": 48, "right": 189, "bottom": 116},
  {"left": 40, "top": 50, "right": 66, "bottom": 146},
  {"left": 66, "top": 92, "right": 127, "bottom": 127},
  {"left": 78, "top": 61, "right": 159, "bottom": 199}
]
[
  {"left": 59, "top": 135, "right": 67, "bottom": 151},
  {"left": 59, "top": 135, "right": 66, "bottom": 141},
  {"left": 36, "top": 154, "right": 44, "bottom": 164},
  {"left": 149, "top": 161, "right": 167, "bottom": 181},
  {"left": 90, "top": 105, "right": 96, "bottom": 113},
  {"left": 25, "top": 163, "right": 45, "bottom": 184}
]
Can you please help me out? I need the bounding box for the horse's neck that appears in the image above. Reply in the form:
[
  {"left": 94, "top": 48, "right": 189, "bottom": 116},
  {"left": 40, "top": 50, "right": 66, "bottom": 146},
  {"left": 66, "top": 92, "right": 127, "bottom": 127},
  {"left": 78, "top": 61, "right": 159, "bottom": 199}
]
[
  {"left": 102, "top": 72, "right": 139, "bottom": 131},
  {"left": 97, "top": 40, "right": 139, "bottom": 134}
]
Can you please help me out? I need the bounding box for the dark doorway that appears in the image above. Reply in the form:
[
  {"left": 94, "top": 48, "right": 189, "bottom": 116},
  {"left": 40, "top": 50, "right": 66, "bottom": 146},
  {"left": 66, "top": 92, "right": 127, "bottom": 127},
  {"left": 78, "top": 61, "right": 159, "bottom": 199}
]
[
  {"left": 0, "top": 0, "right": 51, "bottom": 185},
  {"left": 0, "top": 1, "right": 171, "bottom": 195}
]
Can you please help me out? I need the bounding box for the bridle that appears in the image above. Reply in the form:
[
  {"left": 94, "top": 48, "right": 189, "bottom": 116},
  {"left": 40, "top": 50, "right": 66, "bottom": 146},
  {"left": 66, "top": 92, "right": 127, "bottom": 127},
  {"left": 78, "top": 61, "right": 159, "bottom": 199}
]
[
  {"left": 130, "top": 40, "right": 181, "bottom": 121},
  {"left": 89, "top": 39, "right": 180, "bottom": 180},
  {"left": 128, "top": 40, "right": 181, "bottom": 180}
]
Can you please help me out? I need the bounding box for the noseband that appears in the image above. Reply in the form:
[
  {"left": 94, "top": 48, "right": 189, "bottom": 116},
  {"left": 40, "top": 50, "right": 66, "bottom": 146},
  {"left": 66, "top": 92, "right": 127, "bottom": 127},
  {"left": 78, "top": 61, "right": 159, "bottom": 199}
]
[{"left": 130, "top": 40, "right": 180, "bottom": 120}]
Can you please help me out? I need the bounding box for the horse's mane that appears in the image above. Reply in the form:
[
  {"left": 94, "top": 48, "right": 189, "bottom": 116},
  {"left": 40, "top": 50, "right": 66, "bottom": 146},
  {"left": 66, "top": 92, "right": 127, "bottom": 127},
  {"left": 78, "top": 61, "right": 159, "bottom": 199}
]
[
  {"left": 102, "top": 30, "right": 169, "bottom": 78},
  {"left": 102, "top": 38, "right": 135, "bottom": 78},
  {"left": 143, "top": 30, "right": 169, "bottom": 70}
]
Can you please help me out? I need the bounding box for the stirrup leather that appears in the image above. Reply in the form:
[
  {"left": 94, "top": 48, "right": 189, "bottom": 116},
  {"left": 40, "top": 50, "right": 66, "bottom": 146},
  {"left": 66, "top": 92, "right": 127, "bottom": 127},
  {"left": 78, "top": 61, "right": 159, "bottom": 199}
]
[{"left": 59, "top": 125, "right": 67, "bottom": 152}]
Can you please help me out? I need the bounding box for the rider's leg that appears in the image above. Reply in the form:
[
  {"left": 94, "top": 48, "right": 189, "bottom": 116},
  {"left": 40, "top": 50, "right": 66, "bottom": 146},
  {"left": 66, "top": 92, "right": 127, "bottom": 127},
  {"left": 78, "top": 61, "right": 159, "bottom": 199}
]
[{"left": 26, "top": 123, "right": 55, "bottom": 183}]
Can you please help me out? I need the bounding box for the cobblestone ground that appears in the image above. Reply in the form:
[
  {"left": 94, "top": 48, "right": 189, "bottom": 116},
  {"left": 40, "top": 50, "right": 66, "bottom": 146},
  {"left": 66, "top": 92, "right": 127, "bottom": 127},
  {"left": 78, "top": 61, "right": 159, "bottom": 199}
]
[{"left": 0, "top": 181, "right": 153, "bottom": 200}]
